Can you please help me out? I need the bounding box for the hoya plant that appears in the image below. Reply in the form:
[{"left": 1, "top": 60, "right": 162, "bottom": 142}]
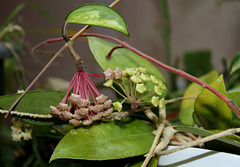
[{"left": 1, "top": 0, "right": 240, "bottom": 166}]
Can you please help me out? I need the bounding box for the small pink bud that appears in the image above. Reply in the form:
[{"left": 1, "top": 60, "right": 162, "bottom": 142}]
[
  {"left": 96, "top": 94, "right": 108, "bottom": 104},
  {"left": 68, "top": 93, "right": 81, "bottom": 104},
  {"left": 62, "top": 111, "right": 73, "bottom": 119},
  {"left": 89, "top": 104, "right": 103, "bottom": 112},
  {"left": 114, "top": 67, "right": 122, "bottom": 79},
  {"left": 75, "top": 108, "right": 89, "bottom": 116},
  {"left": 83, "top": 118, "right": 93, "bottom": 126},
  {"left": 57, "top": 103, "right": 70, "bottom": 111},
  {"left": 77, "top": 99, "right": 90, "bottom": 108},
  {"left": 103, "top": 99, "right": 112, "bottom": 108},
  {"left": 103, "top": 108, "right": 113, "bottom": 117},
  {"left": 73, "top": 113, "right": 84, "bottom": 120},
  {"left": 92, "top": 112, "right": 103, "bottom": 121},
  {"left": 69, "top": 119, "right": 82, "bottom": 127},
  {"left": 104, "top": 68, "right": 114, "bottom": 80},
  {"left": 50, "top": 106, "right": 61, "bottom": 115}
]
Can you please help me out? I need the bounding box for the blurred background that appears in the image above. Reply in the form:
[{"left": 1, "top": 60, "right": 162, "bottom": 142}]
[{"left": 1, "top": 0, "right": 240, "bottom": 94}]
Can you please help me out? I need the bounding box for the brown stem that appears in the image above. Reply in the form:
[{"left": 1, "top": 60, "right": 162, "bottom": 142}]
[{"left": 81, "top": 33, "right": 240, "bottom": 117}]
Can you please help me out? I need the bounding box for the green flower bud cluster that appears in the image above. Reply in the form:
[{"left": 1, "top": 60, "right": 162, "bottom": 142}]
[{"left": 103, "top": 67, "right": 167, "bottom": 112}]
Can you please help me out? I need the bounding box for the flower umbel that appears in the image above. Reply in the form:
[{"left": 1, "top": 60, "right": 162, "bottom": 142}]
[
  {"left": 50, "top": 71, "right": 113, "bottom": 127},
  {"left": 103, "top": 67, "right": 166, "bottom": 116}
]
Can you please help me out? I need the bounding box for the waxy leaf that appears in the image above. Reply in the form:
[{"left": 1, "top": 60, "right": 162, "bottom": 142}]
[
  {"left": 179, "top": 70, "right": 219, "bottom": 125},
  {"left": 174, "top": 125, "right": 240, "bottom": 149},
  {"left": 88, "top": 37, "right": 167, "bottom": 98},
  {"left": 194, "top": 75, "right": 232, "bottom": 129},
  {"left": 228, "top": 86, "right": 240, "bottom": 108},
  {"left": 50, "top": 117, "right": 154, "bottom": 162},
  {"left": 65, "top": 4, "right": 129, "bottom": 36},
  {"left": 228, "top": 87, "right": 240, "bottom": 127},
  {"left": 0, "top": 90, "right": 66, "bottom": 125},
  {"left": 230, "top": 52, "right": 240, "bottom": 76}
]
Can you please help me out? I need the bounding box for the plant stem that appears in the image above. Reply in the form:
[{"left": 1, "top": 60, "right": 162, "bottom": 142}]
[
  {"left": 157, "top": 127, "right": 240, "bottom": 155},
  {"left": 81, "top": 33, "right": 240, "bottom": 117},
  {"left": 142, "top": 120, "right": 165, "bottom": 167}
]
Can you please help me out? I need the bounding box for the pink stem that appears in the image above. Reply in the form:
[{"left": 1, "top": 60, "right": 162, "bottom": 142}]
[
  {"left": 83, "top": 72, "right": 101, "bottom": 96},
  {"left": 81, "top": 33, "right": 240, "bottom": 118},
  {"left": 62, "top": 72, "right": 78, "bottom": 103},
  {"left": 87, "top": 72, "right": 105, "bottom": 77}
]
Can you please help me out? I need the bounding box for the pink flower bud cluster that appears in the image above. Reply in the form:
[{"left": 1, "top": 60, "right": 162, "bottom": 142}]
[{"left": 50, "top": 93, "right": 113, "bottom": 127}]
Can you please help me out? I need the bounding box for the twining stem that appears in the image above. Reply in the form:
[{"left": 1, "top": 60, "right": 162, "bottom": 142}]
[
  {"left": 157, "top": 127, "right": 240, "bottom": 155},
  {"left": 5, "top": 0, "right": 121, "bottom": 118},
  {"left": 81, "top": 33, "right": 240, "bottom": 117},
  {"left": 142, "top": 120, "right": 166, "bottom": 167}
]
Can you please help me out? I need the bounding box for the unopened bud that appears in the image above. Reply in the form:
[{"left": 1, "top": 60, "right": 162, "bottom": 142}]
[
  {"left": 57, "top": 103, "right": 70, "bottom": 111},
  {"left": 62, "top": 111, "right": 73, "bottom": 119},
  {"left": 50, "top": 106, "right": 61, "bottom": 115},
  {"left": 114, "top": 67, "right": 122, "bottom": 79},
  {"left": 103, "top": 108, "right": 113, "bottom": 117},
  {"left": 130, "top": 75, "right": 142, "bottom": 83},
  {"left": 69, "top": 119, "right": 82, "bottom": 127},
  {"left": 113, "top": 102, "right": 122, "bottom": 112},
  {"left": 136, "top": 83, "right": 147, "bottom": 93},
  {"left": 104, "top": 68, "right": 114, "bottom": 80},
  {"left": 103, "top": 79, "right": 113, "bottom": 87},
  {"left": 96, "top": 94, "right": 108, "bottom": 104},
  {"left": 151, "top": 96, "right": 159, "bottom": 107}
]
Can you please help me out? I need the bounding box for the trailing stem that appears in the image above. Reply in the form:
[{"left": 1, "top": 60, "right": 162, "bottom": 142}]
[{"left": 81, "top": 33, "right": 240, "bottom": 118}]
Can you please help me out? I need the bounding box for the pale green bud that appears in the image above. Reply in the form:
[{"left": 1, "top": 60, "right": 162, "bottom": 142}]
[
  {"left": 150, "top": 75, "right": 159, "bottom": 84},
  {"left": 113, "top": 102, "right": 122, "bottom": 112},
  {"left": 158, "top": 80, "right": 166, "bottom": 89},
  {"left": 140, "top": 73, "right": 149, "bottom": 81},
  {"left": 103, "top": 79, "right": 113, "bottom": 87},
  {"left": 158, "top": 98, "right": 165, "bottom": 109},
  {"left": 154, "top": 85, "right": 162, "bottom": 96},
  {"left": 139, "top": 67, "right": 148, "bottom": 73},
  {"left": 130, "top": 75, "right": 142, "bottom": 83},
  {"left": 136, "top": 83, "right": 147, "bottom": 93},
  {"left": 122, "top": 70, "right": 128, "bottom": 77},
  {"left": 126, "top": 68, "right": 138, "bottom": 76},
  {"left": 151, "top": 96, "right": 159, "bottom": 107}
]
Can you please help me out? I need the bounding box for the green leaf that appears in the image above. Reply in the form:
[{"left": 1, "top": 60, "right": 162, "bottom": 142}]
[
  {"left": 0, "top": 90, "right": 66, "bottom": 125},
  {"left": 65, "top": 4, "right": 129, "bottom": 36},
  {"left": 228, "top": 87, "right": 240, "bottom": 127},
  {"left": 88, "top": 36, "right": 167, "bottom": 98},
  {"left": 174, "top": 125, "right": 240, "bottom": 148},
  {"left": 194, "top": 75, "right": 232, "bottom": 129},
  {"left": 230, "top": 52, "right": 240, "bottom": 76},
  {"left": 50, "top": 117, "right": 154, "bottom": 162},
  {"left": 184, "top": 50, "right": 213, "bottom": 77},
  {"left": 179, "top": 70, "right": 219, "bottom": 125}
]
